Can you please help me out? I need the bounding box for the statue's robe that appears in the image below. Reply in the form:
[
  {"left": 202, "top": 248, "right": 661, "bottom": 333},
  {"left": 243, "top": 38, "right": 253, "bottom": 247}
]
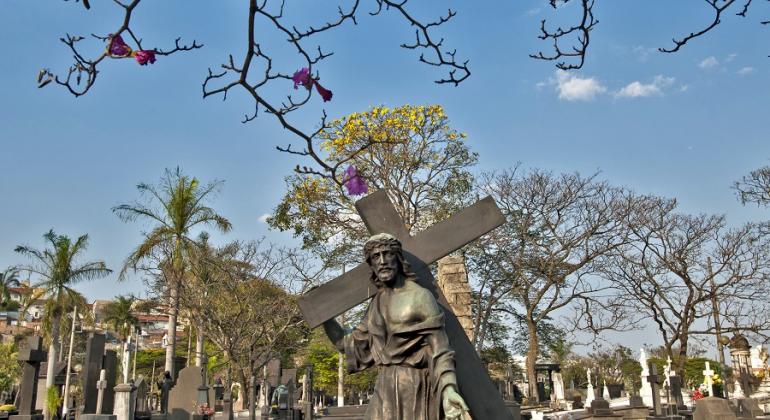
[{"left": 344, "top": 281, "right": 458, "bottom": 420}]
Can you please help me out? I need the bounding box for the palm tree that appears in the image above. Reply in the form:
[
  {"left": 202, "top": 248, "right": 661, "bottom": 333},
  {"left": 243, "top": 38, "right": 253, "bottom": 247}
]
[
  {"left": 113, "top": 167, "right": 231, "bottom": 378},
  {"left": 0, "top": 266, "right": 20, "bottom": 308},
  {"left": 104, "top": 295, "right": 139, "bottom": 381},
  {"left": 104, "top": 295, "right": 139, "bottom": 340},
  {"left": 14, "top": 229, "right": 112, "bottom": 413}
]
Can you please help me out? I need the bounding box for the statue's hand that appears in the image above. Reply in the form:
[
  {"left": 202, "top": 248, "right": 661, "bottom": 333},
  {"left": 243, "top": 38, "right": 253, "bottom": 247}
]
[{"left": 442, "top": 385, "right": 469, "bottom": 420}]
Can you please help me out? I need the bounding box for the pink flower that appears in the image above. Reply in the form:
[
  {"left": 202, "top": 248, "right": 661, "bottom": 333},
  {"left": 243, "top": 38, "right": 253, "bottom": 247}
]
[
  {"left": 343, "top": 166, "right": 368, "bottom": 196},
  {"left": 314, "top": 82, "right": 333, "bottom": 102},
  {"left": 292, "top": 67, "right": 311, "bottom": 89},
  {"left": 292, "top": 67, "right": 333, "bottom": 102},
  {"left": 134, "top": 50, "right": 156, "bottom": 66},
  {"left": 108, "top": 34, "right": 132, "bottom": 57}
]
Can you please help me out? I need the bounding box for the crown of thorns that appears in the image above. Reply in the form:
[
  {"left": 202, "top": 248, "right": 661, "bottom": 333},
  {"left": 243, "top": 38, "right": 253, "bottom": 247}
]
[{"left": 364, "top": 233, "right": 402, "bottom": 259}]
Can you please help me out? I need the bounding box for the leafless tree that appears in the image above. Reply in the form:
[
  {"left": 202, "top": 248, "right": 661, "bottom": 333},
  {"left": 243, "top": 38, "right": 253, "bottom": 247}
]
[
  {"left": 468, "top": 167, "right": 638, "bottom": 403},
  {"left": 533, "top": 0, "right": 770, "bottom": 70},
  {"left": 604, "top": 196, "right": 770, "bottom": 375},
  {"left": 176, "top": 237, "right": 325, "bottom": 402},
  {"left": 38, "top": 0, "right": 468, "bottom": 183}
]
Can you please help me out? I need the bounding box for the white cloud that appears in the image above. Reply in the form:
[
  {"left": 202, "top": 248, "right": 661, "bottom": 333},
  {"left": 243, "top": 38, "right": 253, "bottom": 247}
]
[
  {"left": 544, "top": 70, "right": 606, "bottom": 101},
  {"left": 725, "top": 53, "right": 738, "bottom": 63},
  {"left": 679, "top": 84, "right": 690, "bottom": 92},
  {"left": 699, "top": 56, "right": 719, "bottom": 69},
  {"left": 737, "top": 66, "right": 755, "bottom": 76},
  {"left": 614, "top": 75, "right": 675, "bottom": 99},
  {"left": 633, "top": 46, "right": 657, "bottom": 62},
  {"left": 525, "top": 7, "right": 541, "bottom": 16},
  {"left": 258, "top": 213, "right": 271, "bottom": 223}
]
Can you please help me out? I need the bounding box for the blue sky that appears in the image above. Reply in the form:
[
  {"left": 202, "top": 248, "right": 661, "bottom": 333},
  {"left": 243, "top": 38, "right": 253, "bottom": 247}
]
[{"left": 1, "top": 1, "right": 769, "bottom": 351}]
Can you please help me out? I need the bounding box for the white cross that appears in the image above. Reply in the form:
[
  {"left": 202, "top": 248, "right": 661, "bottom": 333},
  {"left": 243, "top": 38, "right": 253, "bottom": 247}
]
[{"left": 703, "top": 361, "right": 715, "bottom": 397}]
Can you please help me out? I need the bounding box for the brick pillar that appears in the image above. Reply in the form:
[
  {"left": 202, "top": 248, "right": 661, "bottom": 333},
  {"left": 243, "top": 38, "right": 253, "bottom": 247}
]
[{"left": 436, "top": 255, "right": 474, "bottom": 342}]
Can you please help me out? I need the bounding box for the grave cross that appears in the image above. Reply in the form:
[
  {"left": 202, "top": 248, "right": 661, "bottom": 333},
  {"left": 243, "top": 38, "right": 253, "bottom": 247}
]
[
  {"left": 96, "top": 369, "right": 107, "bottom": 414},
  {"left": 297, "top": 189, "right": 511, "bottom": 419},
  {"left": 15, "top": 335, "right": 46, "bottom": 417},
  {"left": 647, "top": 364, "right": 663, "bottom": 416},
  {"left": 703, "top": 362, "right": 715, "bottom": 397}
]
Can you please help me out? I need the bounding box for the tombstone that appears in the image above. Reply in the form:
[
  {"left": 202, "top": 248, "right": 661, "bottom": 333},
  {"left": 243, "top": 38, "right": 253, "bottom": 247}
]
[
  {"left": 167, "top": 367, "right": 209, "bottom": 420},
  {"left": 266, "top": 360, "right": 281, "bottom": 388},
  {"left": 552, "top": 371, "right": 565, "bottom": 403},
  {"left": 693, "top": 397, "right": 737, "bottom": 420},
  {"left": 112, "top": 382, "right": 135, "bottom": 420},
  {"left": 83, "top": 333, "right": 107, "bottom": 414},
  {"left": 102, "top": 350, "right": 118, "bottom": 414},
  {"left": 212, "top": 379, "right": 224, "bottom": 412},
  {"left": 669, "top": 375, "right": 687, "bottom": 412},
  {"left": 9, "top": 336, "right": 45, "bottom": 420},
  {"left": 80, "top": 371, "right": 116, "bottom": 420},
  {"left": 639, "top": 349, "right": 654, "bottom": 407},
  {"left": 221, "top": 391, "right": 233, "bottom": 420},
  {"left": 732, "top": 398, "right": 767, "bottom": 419},
  {"left": 297, "top": 190, "right": 517, "bottom": 419},
  {"left": 585, "top": 368, "right": 595, "bottom": 407},
  {"left": 603, "top": 380, "right": 610, "bottom": 400},
  {"left": 647, "top": 364, "right": 664, "bottom": 417},
  {"left": 135, "top": 378, "right": 151, "bottom": 420},
  {"left": 728, "top": 334, "right": 753, "bottom": 397}
]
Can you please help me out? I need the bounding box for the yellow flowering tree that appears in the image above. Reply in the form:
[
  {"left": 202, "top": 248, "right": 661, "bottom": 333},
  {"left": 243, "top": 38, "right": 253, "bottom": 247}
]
[{"left": 270, "top": 104, "right": 477, "bottom": 259}]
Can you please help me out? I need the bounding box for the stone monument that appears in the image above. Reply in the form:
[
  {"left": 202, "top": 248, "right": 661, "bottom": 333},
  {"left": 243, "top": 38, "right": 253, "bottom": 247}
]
[
  {"left": 639, "top": 349, "right": 654, "bottom": 407},
  {"left": 585, "top": 368, "right": 595, "bottom": 407},
  {"left": 10, "top": 336, "right": 45, "bottom": 420},
  {"left": 299, "top": 190, "right": 518, "bottom": 419},
  {"left": 436, "top": 255, "right": 474, "bottom": 341}
]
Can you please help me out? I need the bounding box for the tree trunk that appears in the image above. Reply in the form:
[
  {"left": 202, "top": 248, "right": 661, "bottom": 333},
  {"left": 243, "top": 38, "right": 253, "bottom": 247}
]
[
  {"left": 45, "top": 316, "right": 61, "bottom": 420},
  {"left": 196, "top": 331, "right": 205, "bottom": 368},
  {"left": 677, "top": 335, "right": 689, "bottom": 377},
  {"left": 165, "top": 283, "right": 179, "bottom": 379},
  {"left": 526, "top": 317, "right": 540, "bottom": 404},
  {"left": 337, "top": 352, "right": 345, "bottom": 406}
]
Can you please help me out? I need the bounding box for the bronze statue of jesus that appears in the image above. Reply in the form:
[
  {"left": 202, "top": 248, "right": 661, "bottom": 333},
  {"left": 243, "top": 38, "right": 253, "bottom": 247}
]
[{"left": 323, "top": 233, "right": 469, "bottom": 420}]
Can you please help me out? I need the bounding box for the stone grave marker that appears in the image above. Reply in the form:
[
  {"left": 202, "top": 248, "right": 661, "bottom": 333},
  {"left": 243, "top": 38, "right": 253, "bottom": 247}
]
[
  {"left": 168, "top": 367, "right": 208, "bottom": 420},
  {"left": 102, "top": 350, "right": 118, "bottom": 415},
  {"left": 83, "top": 333, "right": 107, "bottom": 414},
  {"left": 10, "top": 335, "right": 45, "bottom": 420},
  {"left": 648, "top": 364, "right": 664, "bottom": 417},
  {"left": 134, "top": 377, "right": 151, "bottom": 420},
  {"left": 80, "top": 369, "right": 116, "bottom": 420},
  {"left": 266, "top": 359, "right": 281, "bottom": 388},
  {"left": 297, "top": 190, "right": 515, "bottom": 420},
  {"left": 693, "top": 397, "right": 736, "bottom": 420},
  {"left": 733, "top": 398, "right": 768, "bottom": 419}
]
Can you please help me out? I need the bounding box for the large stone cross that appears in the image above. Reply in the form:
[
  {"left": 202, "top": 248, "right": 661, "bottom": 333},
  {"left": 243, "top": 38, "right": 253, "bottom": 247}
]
[
  {"left": 298, "top": 189, "right": 515, "bottom": 419},
  {"left": 14, "top": 335, "right": 46, "bottom": 418}
]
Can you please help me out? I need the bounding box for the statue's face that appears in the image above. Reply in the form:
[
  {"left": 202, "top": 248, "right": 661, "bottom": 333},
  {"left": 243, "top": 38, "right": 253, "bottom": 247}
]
[{"left": 368, "top": 244, "right": 400, "bottom": 286}]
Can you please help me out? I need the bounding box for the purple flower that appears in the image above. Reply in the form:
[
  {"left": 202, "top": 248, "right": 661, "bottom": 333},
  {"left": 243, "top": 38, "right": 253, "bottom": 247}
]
[
  {"left": 292, "top": 67, "right": 311, "bottom": 89},
  {"left": 343, "top": 166, "right": 368, "bottom": 196},
  {"left": 108, "top": 34, "right": 132, "bottom": 57},
  {"left": 314, "top": 81, "right": 333, "bottom": 102},
  {"left": 134, "top": 50, "right": 157, "bottom": 66}
]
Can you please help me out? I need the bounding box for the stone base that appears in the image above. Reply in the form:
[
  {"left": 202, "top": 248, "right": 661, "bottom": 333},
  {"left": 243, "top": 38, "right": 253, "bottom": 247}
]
[
  {"left": 9, "top": 415, "right": 44, "bottom": 420},
  {"left": 81, "top": 415, "right": 117, "bottom": 420},
  {"left": 150, "top": 414, "right": 168, "bottom": 420},
  {"left": 611, "top": 406, "right": 649, "bottom": 419}
]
